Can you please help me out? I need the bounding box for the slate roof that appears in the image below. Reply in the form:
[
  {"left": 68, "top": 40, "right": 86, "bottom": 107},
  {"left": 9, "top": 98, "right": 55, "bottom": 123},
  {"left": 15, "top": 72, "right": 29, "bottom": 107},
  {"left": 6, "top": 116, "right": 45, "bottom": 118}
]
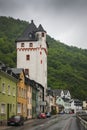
[
  {"left": 52, "top": 89, "right": 62, "bottom": 96},
  {"left": 11, "top": 68, "right": 24, "bottom": 74},
  {"left": 16, "top": 20, "right": 46, "bottom": 42},
  {"left": 37, "top": 24, "right": 46, "bottom": 32}
]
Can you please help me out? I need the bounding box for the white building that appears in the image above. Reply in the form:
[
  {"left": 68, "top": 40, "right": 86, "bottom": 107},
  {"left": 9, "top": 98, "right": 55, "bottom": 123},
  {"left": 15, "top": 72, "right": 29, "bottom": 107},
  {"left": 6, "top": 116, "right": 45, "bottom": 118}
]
[
  {"left": 16, "top": 20, "right": 48, "bottom": 101},
  {"left": 53, "top": 89, "right": 71, "bottom": 99},
  {"left": 70, "top": 99, "right": 82, "bottom": 113}
]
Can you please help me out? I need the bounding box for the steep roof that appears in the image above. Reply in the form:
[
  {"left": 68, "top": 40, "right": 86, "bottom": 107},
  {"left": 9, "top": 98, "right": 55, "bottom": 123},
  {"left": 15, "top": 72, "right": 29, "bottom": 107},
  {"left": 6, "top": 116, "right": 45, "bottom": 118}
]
[
  {"left": 37, "top": 24, "right": 46, "bottom": 32},
  {"left": 63, "top": 90, "right": 69, "bottom": 95},
  {"left": 52, "top": 89, "right": 62, "bottom": 96},
  {"left": 16, "top": 20, "right": 37, "bottom": 42},
  {"left": 16, "top": 20, "right": 46, "bottom": 42}
]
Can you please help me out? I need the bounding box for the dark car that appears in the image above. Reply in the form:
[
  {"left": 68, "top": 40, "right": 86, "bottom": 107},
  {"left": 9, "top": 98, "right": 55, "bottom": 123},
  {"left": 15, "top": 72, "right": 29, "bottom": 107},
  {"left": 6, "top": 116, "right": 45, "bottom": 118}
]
[
  {"left": 7, "top": 115, "right": 24, "bottom": 126},
  {"left": 37, "top": 113, "right": 46, "bottom": 119},
  {"left": 45, "top": 112, "right": 51, "bottom": 118}
]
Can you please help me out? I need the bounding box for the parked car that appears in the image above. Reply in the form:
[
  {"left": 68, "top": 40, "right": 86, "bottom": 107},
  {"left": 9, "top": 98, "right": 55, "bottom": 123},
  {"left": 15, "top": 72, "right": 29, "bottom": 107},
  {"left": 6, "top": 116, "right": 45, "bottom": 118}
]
[
  {"left": 37, "top": 113, "right": 46, "bottom": 119},
  {"left": 59, "top": 110, "right": 65, "bottom": 114},
  {"left": 7, "top": 115, "right": 24, "bottom": 126},
  {"left": 45, "top": 112, "right": 51, "bottom": 118}
]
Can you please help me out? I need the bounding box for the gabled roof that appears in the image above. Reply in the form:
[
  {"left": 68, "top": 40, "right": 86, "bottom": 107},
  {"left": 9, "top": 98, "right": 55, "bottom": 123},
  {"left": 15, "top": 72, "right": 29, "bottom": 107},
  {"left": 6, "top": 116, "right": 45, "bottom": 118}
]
[
  {"left": 52, "top": 89, "right": 62, "bottom": 96},
  {"left": 63, "top": 90, "right": 69, "bottom": 95}
]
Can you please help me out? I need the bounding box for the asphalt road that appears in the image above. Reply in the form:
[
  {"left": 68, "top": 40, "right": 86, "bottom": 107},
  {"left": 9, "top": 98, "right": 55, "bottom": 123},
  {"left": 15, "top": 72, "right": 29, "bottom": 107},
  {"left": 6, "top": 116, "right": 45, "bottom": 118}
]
[{"left": 4, "top": 114, "right": 80, "bottom": 130}]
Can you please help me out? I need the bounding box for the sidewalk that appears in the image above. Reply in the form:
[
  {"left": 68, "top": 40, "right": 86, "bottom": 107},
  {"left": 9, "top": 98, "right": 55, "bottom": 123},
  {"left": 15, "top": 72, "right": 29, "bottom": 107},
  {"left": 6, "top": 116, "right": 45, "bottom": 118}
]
[
  {"left": 0, "top": 118, "right": 36, "bottom": 130},
  {"left": 0, "top": 115, "right": 58, "bottom": 130}
]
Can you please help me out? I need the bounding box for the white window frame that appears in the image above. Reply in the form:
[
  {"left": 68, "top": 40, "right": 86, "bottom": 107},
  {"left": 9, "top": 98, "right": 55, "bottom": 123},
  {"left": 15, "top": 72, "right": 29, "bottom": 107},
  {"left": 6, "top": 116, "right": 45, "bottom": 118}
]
[
  {"left": 2, "top": 83, "right": 5, "bottom": 94},
  {"left": 13, "top": 87, "right": 15, "bottom": 96},
  {"left": 1, "top": 103, "right": 6, "bottom": 114},
  {"left": 17, "top": 103, "right": 21, "bottom": 114}
]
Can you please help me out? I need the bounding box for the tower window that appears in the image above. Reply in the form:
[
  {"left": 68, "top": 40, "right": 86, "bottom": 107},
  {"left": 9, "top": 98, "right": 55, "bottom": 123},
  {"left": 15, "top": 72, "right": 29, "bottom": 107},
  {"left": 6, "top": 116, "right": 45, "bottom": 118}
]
[
  {"left": 26, "top": 55, "right": 30, "bottom": 60},
  {"left": 40, "top": 51, "right": 42, "bottom": 55},
  {"left": 42, "top": 33, "right": 44, "bottom": 37},
  {"left": 41, "top": 60, "right": 42, "bottom": 64},
  {"left": 29, "top": 43, "right": 33, "bottom": 47},
  {"left": 21, "top": 43, "right": 24, "bottom": 47}
]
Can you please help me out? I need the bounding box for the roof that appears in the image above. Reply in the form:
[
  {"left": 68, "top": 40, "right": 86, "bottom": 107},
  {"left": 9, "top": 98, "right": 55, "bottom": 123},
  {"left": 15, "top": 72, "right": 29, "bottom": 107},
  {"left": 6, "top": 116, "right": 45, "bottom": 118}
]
[
  {"left": 11, "top": 68, "right": 24, "bottom": 74},
  {"left": 52, "top": 89, "right": 62, "bottom": 96},
  {"left": 37, "top": 24, "right": 46, "bottom": 32},
  {"left": 16, "top": 20, "right": 46, "bottom": 42},
  {"left": 63, "top": 90, "right": 69, "bottom": 95}
]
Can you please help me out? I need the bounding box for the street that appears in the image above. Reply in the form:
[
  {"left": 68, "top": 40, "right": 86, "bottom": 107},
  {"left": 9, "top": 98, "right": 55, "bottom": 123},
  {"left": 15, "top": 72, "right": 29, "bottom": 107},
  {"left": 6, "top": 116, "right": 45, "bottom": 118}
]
[{"left": 4, "top": 114, "right": 80, "bottom": 130}]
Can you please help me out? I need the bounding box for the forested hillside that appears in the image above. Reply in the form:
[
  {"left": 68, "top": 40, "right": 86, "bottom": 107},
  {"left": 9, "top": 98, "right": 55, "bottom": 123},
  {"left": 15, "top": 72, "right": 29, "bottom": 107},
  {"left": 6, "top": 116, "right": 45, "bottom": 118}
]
[{"left": 0, "top": 16, "right": 87, "bottom": 100}]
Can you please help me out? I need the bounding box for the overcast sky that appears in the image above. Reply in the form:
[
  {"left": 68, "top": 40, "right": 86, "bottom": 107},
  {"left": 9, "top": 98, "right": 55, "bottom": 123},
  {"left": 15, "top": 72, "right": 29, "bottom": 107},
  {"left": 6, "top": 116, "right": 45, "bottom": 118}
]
[{"left": 0, "top": 0, "right": 87, "bottom": 49}]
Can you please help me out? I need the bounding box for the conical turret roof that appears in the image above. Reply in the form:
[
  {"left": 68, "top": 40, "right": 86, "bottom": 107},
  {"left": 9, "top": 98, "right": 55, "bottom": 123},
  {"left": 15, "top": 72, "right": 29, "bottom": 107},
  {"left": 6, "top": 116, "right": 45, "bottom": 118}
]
[{"left": 37, "top": 24, "right": 46, "bottom": 32}]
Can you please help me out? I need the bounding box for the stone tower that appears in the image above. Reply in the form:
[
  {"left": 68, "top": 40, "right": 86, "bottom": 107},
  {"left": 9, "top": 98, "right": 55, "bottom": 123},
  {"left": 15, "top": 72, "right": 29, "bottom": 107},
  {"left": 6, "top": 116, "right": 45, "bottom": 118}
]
[{"left": 16, "top": 20, "right": 48, "bottom": 100}]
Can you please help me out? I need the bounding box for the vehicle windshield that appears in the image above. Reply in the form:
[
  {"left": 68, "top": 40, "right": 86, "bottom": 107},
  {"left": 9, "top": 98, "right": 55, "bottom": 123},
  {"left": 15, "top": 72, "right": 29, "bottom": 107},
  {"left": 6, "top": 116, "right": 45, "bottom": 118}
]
[{"left": 14, "top": 116, "right": 20, "bottom": 119}]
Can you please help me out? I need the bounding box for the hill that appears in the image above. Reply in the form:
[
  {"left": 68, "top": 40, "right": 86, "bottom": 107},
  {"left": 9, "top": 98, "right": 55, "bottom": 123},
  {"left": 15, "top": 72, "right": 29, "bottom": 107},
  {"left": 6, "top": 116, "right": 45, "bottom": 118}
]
[{"left": 0, "top": 16, "right": 87, "bottom": 100}]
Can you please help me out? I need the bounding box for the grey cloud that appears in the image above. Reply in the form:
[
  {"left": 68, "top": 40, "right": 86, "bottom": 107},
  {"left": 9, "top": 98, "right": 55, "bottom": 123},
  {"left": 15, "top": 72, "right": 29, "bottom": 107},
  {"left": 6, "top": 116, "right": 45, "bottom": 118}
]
[{"left": 0, "top": 0, "right": 87, "bottom": 48}]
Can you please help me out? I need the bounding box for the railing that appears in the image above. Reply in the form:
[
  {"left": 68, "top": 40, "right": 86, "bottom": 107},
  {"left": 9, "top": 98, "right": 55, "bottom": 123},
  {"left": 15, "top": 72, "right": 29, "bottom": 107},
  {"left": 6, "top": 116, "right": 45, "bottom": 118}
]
[{"left": 76, "top": 114, "right": 87, "bottom": 130}]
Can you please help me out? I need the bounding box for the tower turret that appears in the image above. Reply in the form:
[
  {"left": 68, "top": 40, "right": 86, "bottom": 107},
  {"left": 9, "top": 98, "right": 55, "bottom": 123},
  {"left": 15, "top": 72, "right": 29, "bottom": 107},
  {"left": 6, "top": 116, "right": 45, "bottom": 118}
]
[{"left": 36, "top": 24, "right": 46, "bottom": 42}]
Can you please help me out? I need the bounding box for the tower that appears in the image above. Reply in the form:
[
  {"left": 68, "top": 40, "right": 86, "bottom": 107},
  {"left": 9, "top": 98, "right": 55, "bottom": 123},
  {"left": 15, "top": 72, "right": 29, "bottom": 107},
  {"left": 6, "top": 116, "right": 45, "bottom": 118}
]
[{"left": 16, "top": 20, "right": 48, "bottom": 100}]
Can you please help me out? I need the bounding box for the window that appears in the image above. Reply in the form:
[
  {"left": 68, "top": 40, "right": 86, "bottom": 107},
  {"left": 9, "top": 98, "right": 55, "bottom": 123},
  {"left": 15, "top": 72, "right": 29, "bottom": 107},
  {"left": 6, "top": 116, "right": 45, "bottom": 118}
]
[
  {"left": 13, "top": 88, "right": 15, "bottom": 96},
  {"left": 17, "top": 103, "right": 21, "bottom": 113},
  {"left": 29, "top": 33, "right": 32, "bottom": 38},
  {"left": 41, "top": 60, "right": 42, "bottom": 64},
  {"left": 1, "top": 104, "right": 5, "bottom": 114},
  {"left": 21, "top": 43, "right": 24, "bottom": 47},
  {"left": 2, "top": 83, "right": 5, "bottom": 94},
  {"left": 23, "top": 104, "right": 26, "bottom": 113},
  {"left": 42, "top": 33, "right": 44, "bottom": 37},
  {"left": 26, "top": 55, "right": 30, "bottom": 60},
  {"left": 40, "top": 51, "right": 42, "bottom": 55},
  {"left": 25, "top": 69, "right": 29, "bottom": 75},
  {"left": 29, "top": 43, "right": 33, "bottom": 47},
  {"left": 8, "top": 85, "right": 11, "bottom": 95}
]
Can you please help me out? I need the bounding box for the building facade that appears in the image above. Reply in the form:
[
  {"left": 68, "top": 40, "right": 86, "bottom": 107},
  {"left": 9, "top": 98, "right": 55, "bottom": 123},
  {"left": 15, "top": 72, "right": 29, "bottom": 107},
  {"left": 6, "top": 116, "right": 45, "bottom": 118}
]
[
  {"left": 16, "top": 20, "right": 48, "bottom": 101},
  {"left": 12, "top": 68, "right": 27, "bottom": 119},
  {"left": 0, "top": 68, "right": 17, "bottom": 124}
]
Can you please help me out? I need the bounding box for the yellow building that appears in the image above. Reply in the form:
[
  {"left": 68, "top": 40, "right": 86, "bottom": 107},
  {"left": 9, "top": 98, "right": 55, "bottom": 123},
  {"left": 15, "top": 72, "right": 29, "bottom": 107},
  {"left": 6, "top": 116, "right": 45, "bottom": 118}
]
[
  {"left": 12, "top": 68, "right": 27, "bottom": 119},
  {"left": 17, "top": 70, "right": 27, "bottom": 119}
]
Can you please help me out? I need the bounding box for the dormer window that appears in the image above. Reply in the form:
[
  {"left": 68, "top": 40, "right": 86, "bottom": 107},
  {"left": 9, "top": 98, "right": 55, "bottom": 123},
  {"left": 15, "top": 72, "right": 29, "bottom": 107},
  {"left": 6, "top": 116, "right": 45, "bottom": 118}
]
[
  {"left": 21, "top": 43, "right": 24, "bottom": 47},
  {"left": 29, "top": 33, "right": 32, "bottom": 38}
]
